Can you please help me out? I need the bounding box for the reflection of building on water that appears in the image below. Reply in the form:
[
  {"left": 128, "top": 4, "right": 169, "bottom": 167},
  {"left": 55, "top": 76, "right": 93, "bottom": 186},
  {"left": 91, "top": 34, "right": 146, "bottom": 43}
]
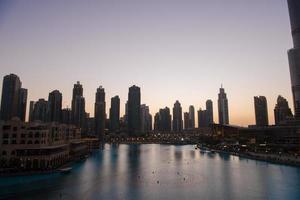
[{"left": 0, "top": 118, "right": 90, "bottom": 171}]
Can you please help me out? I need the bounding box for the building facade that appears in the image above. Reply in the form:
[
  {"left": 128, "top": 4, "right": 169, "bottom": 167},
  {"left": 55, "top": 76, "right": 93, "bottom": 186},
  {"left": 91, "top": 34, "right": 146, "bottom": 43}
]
[
  {"left": 254, "top": 96, "right": 269, "bottom": 126},
  {"left": 218, "top": 87, "right": 229, "bottom": 125},
  {"left": 172, "top": 100, "right": 183, "bottom": 132},
  {"left": 127, "top": 85, "right": 141, "bottom": 135}
]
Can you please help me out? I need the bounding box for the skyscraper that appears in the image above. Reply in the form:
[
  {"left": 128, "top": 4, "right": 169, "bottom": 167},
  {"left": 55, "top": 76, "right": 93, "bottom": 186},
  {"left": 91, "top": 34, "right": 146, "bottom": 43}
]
[
  {"left": 62, "top": 108, "right": 72, "bottom": 125},
  {"left": 184, "top": 112, "right": 189, "bottom": 130},
  {"left": 47, "top": 90, "right": 62, "bottom": 122},
  {"left": 155, "top": 107, "right": 171, "bottom": 132},
  {"left": 188, "top": 105, "right": 195, "bottom": 129},
  {"left": 29, "top": 101, "right": 35, "bottom": 122},
  {"left": 206, "top": 100, "right": 214, "bottom": 125},
  {"left": 18, "top": 88, "right": 28, "bottom": 121},
  {"left": 71, "top": 81, "right": 85, "bottom": 128},
  {"left": 140, "top": 104, "right": 152, "bottom": 133},
  {"left": 172, "top": 100, "right": 183, "bottom": 132},
  {"left": 287, "top": 0, "right": 300, "bottom": 118},
  {"left": 198, "top": 108, "right": 207, "bottom": 128},
  {"left": 0, "top": 74, "right": 27, "bottom": 121},
  {"left": 95, "top": 86, "right": 106, "bottom": 140},
  {"left": 254, "top": 96, "right": 269, "bottom": 126},
  {"left": 274, "top": 95, "right": 293, "bottom": 125},
  {"left": 127, "top": 85, "right": 141, "bottom": 135},
  {"left": 109, "top": 95, "right": 120, "bottom": 132},
  {"left": 30, "top": 99, "right": 48, "bottom": 122},
  {"left": 218, "top": 86, "right": 229, "bottom": 125}
]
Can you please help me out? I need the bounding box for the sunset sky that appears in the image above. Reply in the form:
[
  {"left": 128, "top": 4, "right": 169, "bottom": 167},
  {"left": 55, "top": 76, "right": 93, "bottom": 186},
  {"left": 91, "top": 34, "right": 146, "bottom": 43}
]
[{"left": 0, "top": 0, "right": 294, "bottom": 126}]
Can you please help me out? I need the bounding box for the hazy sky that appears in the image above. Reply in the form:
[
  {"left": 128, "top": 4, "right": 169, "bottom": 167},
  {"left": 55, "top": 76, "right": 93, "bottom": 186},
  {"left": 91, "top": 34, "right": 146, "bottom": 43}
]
[{"left": 0, "top": 0, "right": 294, "bottom": 126}]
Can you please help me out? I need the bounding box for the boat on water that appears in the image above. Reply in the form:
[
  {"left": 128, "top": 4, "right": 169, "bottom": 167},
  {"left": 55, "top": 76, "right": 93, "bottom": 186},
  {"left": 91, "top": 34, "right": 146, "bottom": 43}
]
[{"left": 59, "top": 167, "right": 72, "bottom": 174}]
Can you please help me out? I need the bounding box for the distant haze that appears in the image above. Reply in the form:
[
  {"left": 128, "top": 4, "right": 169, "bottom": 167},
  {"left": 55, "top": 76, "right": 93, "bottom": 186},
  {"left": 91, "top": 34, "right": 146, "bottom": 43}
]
[{"left": 0, "top": 0, "right": 293, "bottom": 126}]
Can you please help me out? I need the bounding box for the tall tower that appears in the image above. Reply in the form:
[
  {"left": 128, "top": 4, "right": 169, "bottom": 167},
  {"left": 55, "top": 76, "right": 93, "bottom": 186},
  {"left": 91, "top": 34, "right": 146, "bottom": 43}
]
[
  {"left": 287, "top": 0, "right": 300, "bottom": 118},
  {"left": 254, "top": 96, "right": 269, "bottom": 126},
  {"left": 127, "top": 85, "right": 141, "bottom": 135},
  {"left": 0, "top": 74, "right": 27, "bottom": 121},
  {"left": 109, "top": 95, "right": 120, "bottom": 132},
  {"left": 71, "top": 81, "right": 85, "bottom": 128},
  {"left": 47, "top": 90, "right": 62, "bottom": 122},
  {"left": 95, "top": 86, "right": 106, "bottom": 140},
  {"left": 188, "top": 105, "right": 195, "bottom": 129},
  {"left": 172, "top": 100, "right": 183, "bottom": 132},
  {"left": 218, "top": 86, "right": 229, "bottom": 125},
  {"left": 206, "top": 99, "right": 214, "bottom": 125}
]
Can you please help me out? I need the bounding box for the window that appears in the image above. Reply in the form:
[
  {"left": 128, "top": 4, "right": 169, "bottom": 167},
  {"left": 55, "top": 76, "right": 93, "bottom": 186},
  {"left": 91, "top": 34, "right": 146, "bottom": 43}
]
[
  {"left": 28, "top": 133, "right": 33, "bottom": 138},
  {"left": 21, "top": 134, "right": 26, "bottom": 138},
  {"left": 27, "top": 140, "right": 32, "bottom": 144},
  {"left": 34, "top": 132, "right": 39, "bottom": 138},
  {"left": 3, "top": 134, "right": 8, "bottom": 139},
  {"left": 2, "top": 151, "right": 7, "bottom": 156},
  {"left": 12, "top": 134, "right": 17, "bottom": 138},
  {"left": 20, "top": 140, "right": 25, "bottom": 144},
  {"left": 34, "top": 140, "right": 40, "bottom": 144},
  {"left": 13, "top": 127, "right": 17, "bottom": 131},
  {"left": 2, "top": 140, "right": 8, "bottom": 144},
  {"left": 11, "top": 140, "right": 17, "bottom": 144}
]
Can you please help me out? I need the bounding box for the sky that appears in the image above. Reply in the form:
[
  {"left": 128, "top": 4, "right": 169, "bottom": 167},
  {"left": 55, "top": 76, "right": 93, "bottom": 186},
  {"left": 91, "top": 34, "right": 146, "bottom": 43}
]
[{"left": 0, "top": 0, "right": 294, "bottom": 126}]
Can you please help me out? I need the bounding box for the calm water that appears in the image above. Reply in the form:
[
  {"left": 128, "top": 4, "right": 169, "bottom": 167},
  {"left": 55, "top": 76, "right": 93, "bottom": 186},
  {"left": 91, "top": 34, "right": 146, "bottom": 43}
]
[{"left": 1, "top": 144, "right": 300, "bottom": 200}]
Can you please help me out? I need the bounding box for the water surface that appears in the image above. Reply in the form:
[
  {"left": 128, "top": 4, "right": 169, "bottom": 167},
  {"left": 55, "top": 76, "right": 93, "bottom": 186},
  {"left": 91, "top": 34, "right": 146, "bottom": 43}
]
[{"left": 1, "top": 144, "right": 300, "bottom": 199}]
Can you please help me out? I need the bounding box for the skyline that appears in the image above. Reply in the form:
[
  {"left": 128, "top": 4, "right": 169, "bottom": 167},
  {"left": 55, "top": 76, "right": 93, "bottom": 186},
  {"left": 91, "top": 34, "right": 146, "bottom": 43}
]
[{"left": 0, "top": 0, "right": 294, "bottom": 126}]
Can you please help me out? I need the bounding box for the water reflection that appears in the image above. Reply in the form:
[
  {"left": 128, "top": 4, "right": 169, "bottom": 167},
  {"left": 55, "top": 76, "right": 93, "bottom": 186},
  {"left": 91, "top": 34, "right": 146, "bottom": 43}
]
[{"left": 1, "top": 144, "right": 300, "bottom": 200}]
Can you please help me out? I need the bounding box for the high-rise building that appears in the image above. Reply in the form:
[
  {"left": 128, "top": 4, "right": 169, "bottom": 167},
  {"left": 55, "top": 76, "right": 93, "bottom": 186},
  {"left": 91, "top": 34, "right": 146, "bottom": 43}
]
[
  {"left": 31, "top": 99, "right": 48, "bottom": 122},
  {"left": 18, "top": 88, "right": 27, "bottom": 121},
  {"left": 172, "top": 100, "right": 183, "bottom": 132},
  {"left": 140, "top": 104, "right": 152, "bottom": 133},
  {"left": 287, "top": 0, "right": 300, "bottom": 118},
  {"left": 109, "top": 95, "right": 120, "bottom": 132},
  {"left": 0, "top": 74, "right": 27, "bottom": 121},
  {"left": 198, "top": 108, "right": 207, "bottom": 128},
  {"left": 184, "top": 112, "right": 189, "bottom": 130},
  {"left": 71, "top": 82, "right": 85, "bottom": 128},
  {"left": 95, "top": 86, "right": 106, "bottom": 140},
  {"left": 274, "top": 95, "right": 293, "bottom": 125},
  {"left": 218, "top": 86, "right": 229, "bottom": 125},
  {"left": 62, "top": 108, "right": 72, "bottom": 125},
  {"left": 206, "top": 100, "right": 214, "bottom": 125},
  {"left": 47, "top": 90, "right": 62, "bottom": 122},
  {"left": 188, "top": 105, "right": 195, "bottom": 129},
  {"left": 254, "top": 96, "right": 269, "bottom": 126},
  {"left": 127, "top": 85, "right": 141, "bottom": 135},
  {"left": 155, "top": 107, "right": 171, "bottom": 132},
  {"left": 29, "top": 101, "right": 35, "bottom": 122}
]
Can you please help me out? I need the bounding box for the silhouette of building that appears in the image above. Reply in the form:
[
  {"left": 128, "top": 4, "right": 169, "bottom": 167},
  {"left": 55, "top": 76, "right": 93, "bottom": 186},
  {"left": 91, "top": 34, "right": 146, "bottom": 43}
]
[
  {"left": 71, "top": 82, "right": 85, "bottom": 128},
  {"left": 155, "top": 107, "right": 171, "bottom": 132},
  {"left": 29, "top": 101, "right": 35, "bottom": 122},
  {"left": 287, "top": 0, "right": 300, "bottom": 118},
  {"left": 95, "top": 86, "right": 106, "bottom": 140},
  {"left": 218, "top": 86, "right": 229, "bottom": 125},
  {"left": 62, "top": 108, "right": 72, "bottom": 125},
  {"left": 47, "top": 90, "right": 62, "bottom": 123},
  {"left": 254, "top": 96, "right": 269, "bottom": 126},
  {"left": 172, "top": 100, "right": 183, "bottom": 132},
  {"left": 206, "top": 100, "right": 214, "bottom": 125},
  {"left": 109, "top": 95, "right": 120, "bottom": 132},
  {"left": 127, "top": 85, "right": 141, "bottom": 135},
  {"left": 184, "top": 112, "right": 189, "bottom": 130},
  {"left": 140, "top": 104, "right": 152, "bottom": 133},
  {"left": 188, "top": 105, "right": 195, "bottom": 129},
  {"left": 0, "top": 74, "right": 27, "bottom": 121},
  {"left": 30, "top": 99, "right": 48, "bottom": 122},
  {"left": 198, "top": 108, "right": 207, "bottom": 128},
  {"left": 274, "top": 95, "right": 293, "bottom": 125}
]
